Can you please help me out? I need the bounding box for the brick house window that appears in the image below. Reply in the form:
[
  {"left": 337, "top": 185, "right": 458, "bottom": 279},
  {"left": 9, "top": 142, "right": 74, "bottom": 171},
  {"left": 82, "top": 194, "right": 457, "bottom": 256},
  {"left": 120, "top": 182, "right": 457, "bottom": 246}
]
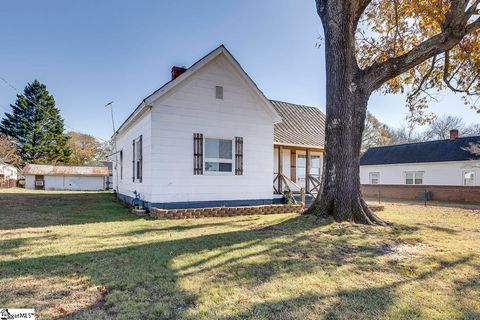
[
  {"left": 369, "top": 172, "right": 379, "bottom": 184},
  {"left": 464, "top": 171, "right": 475, "bottom": 186},
  {"left": 405, "top": 171, "right": 423, "bottom": 185}
]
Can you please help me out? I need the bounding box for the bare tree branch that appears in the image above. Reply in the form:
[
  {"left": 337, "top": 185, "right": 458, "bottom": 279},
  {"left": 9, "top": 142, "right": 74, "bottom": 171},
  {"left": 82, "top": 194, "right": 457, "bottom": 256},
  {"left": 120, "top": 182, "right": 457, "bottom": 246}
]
[
  {"left": 467, "top": 16, "right": 480, "bottom": 32},
  {"left": 408, "top": 55, "right": 438, "bottom": 98},
  {"left": 353, "top": 0, "right": 372, "bottom": 24},
  {"left": 315, "top": 0, "right": 327, "bottom": 18},
  {"left": 443, "top": 50, "right": 480, "bottom": 95},
  {"left": 467, "top": 0, "right": 480, "bottom": 18},
  {"left": 393, "top": 0, "right": 402, "bottom": 55},
  {"left": 362, "top": 9, "right": 480, "bottom": 92}
]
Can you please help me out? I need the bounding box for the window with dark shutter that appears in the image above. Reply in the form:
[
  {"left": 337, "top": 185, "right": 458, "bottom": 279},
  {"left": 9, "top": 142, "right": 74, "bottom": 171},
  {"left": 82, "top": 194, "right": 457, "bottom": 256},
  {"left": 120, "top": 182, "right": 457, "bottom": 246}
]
[
  {"left": 132, "top": 140, "right": 135, "bottom": 182},
  {"left": 119, "top": 150, "right": 123, "bottom": 180},
  {"left": 138, "top": 135, "right": 143, "bottom": 182},
  {"left": 193, "top": 133, "right": 203, "bottom": 175},
  {"left": 235, "top": 137, "right": 243, "bottom": 175}
]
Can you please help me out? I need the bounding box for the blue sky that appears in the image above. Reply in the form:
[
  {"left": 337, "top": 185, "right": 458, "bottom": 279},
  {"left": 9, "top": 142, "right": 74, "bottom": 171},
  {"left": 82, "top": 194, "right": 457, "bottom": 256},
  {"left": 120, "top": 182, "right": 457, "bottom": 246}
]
[{"left": 0, "top": 0, "right": 478, "bottom": 141}]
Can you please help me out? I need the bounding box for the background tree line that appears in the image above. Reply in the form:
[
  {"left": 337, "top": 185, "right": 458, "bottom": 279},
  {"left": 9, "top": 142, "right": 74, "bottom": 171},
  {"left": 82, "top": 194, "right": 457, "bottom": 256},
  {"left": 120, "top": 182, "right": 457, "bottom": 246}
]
[
  {"left": 362, "top": 112, "right": 480, "bottom": 153},
  {"left": 0, "top": 80, "right": 110, "bottom": 167}
]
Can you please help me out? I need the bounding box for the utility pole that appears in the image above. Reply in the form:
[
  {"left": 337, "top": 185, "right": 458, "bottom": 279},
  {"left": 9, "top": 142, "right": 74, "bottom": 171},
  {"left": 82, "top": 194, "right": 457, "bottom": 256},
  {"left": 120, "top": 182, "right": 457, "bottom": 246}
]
[
  {"left": 105, "top": 101, "right": 118, "bottom": 192},
  {"left": 105, "top": 101, "right": 115, "bottom": 133}
]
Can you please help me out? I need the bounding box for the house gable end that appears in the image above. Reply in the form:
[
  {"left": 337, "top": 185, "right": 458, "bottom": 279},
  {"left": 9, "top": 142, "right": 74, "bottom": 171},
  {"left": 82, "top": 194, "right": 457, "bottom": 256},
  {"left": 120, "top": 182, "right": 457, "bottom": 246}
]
[
  {"left": 114, "top": 45, "right": 281, "bottom": 138},
  {"left": 146, "top": 46, "right": 281, "bottom": 123}
]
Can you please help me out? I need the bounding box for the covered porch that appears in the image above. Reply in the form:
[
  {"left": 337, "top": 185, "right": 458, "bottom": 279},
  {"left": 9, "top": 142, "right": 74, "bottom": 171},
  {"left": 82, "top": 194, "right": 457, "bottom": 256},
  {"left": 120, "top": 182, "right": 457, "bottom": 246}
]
[
  {"left": 269, "top": 100, "right": 326, "bottom": 203},
  {"left": 273, "top": 144, "right": 324, "bottom": 197}
]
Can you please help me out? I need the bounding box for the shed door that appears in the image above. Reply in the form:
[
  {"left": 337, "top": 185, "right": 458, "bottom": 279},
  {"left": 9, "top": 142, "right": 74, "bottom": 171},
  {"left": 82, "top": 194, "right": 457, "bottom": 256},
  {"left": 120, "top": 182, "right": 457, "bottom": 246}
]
[
  {"left": 35, "top": 175, "right": 45, "bottom": 190},
  {"left": 65, "top": 177, "right": 81, "bottom": 190}
]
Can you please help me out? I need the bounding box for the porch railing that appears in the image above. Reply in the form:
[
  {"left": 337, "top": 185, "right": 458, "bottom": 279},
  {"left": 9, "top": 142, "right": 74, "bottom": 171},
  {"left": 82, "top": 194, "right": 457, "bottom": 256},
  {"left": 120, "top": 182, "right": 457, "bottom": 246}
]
[
  {"left": 273, "top": 172, "right": 305, "bottom": 204},
  {"left": 307, "top": 174, "right": 322, "bottom": 195}
]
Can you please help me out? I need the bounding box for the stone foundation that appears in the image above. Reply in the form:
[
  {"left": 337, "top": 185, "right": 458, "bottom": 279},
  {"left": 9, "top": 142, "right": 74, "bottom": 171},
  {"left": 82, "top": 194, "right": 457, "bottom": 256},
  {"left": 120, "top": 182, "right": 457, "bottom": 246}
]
[{"left": 150, "top": 203, "right": 304, "bottom": 220}]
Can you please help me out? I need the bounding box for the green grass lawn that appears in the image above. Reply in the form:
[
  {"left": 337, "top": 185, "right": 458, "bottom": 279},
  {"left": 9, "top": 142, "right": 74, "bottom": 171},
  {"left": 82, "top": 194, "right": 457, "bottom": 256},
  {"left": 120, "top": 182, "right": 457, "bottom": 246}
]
[{"left": 1, "top": 189, "right": 480, "bottom": 319}]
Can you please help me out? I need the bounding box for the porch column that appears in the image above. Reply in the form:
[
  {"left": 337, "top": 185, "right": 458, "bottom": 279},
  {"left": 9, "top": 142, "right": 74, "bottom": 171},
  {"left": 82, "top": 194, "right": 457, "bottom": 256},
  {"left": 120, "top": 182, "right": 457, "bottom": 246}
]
[
  {"left": 278, "top": 145, "right": 283, "bottom": 193},
  {"left": 290, "top": 149, "right": 296, "bottom": 182},
  {"left": 306, "top": 148, "right": 311, "bottom": 193}
]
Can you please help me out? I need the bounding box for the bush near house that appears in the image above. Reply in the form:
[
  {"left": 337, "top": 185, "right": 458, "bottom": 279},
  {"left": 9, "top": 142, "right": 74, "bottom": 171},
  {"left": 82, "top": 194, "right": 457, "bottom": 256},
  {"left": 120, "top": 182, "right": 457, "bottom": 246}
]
[{"left": 0, "top": 189, "right": 479, "bottom": 319}]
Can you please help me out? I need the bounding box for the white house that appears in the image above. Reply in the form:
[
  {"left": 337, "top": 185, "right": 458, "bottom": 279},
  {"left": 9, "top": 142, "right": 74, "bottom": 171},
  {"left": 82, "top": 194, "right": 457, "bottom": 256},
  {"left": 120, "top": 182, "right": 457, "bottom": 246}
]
[
  {"left": 112, "top": 45, "right": 325, "bottom": 209},
  {"left": 0, "top": 162, "right": 18, "bottom": 180},
  {"left": 360, "top": 130, "right": 480, "bottom": 187},
  {"left": 23, "top": 164, "right": 109, "bottom": 191}
]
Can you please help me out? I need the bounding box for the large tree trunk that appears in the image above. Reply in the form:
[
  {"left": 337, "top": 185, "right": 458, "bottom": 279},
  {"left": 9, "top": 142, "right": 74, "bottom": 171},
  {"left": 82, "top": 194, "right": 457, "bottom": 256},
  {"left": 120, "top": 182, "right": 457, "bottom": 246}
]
[{"left": 305, "top": 1, "right": 385, "bottom": 225}]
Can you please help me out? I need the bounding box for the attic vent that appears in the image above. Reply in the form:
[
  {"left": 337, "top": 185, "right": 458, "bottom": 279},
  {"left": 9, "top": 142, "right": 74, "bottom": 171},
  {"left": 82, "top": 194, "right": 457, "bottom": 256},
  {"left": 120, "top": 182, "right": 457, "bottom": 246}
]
[{"left": 215, "top": 86, "right": 223, "bottom": 99}]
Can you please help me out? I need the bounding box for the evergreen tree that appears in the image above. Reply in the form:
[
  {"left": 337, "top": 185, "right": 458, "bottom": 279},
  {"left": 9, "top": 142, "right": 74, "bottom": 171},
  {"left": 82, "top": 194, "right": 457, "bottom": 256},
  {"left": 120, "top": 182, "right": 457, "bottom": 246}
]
[{"left": 0, "top": 80, "right": 70, "bottom": 164}]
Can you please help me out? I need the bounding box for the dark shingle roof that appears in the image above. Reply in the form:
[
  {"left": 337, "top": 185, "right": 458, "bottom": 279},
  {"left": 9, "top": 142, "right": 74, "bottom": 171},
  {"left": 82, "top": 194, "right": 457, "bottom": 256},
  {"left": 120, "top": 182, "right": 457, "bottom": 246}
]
[
  {"left": 271, "top": 100, "right": 326, "bottom": 148},
  {"left": 360, "top": 136, "right": 480, "bottom": 165}
]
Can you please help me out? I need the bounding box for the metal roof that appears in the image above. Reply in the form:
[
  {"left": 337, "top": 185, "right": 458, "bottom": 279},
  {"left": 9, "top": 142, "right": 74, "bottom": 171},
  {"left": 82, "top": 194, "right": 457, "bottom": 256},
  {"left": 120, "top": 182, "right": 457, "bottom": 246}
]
[
  {"left": 22, "top": 164, "right": 109, "bottom": 176},
  {"left": 271, "top": 100, "right": 325, "bottom": 148},
  {"left": 360, "top": 136, "right": 480, "bottom": 165}
]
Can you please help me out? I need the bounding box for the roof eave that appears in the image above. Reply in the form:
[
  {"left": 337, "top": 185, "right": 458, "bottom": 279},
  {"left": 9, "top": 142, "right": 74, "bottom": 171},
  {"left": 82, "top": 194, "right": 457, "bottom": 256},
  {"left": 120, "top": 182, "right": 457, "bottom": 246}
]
[{"left": 274, "top": 142, "right": 325, "bottom": 149}]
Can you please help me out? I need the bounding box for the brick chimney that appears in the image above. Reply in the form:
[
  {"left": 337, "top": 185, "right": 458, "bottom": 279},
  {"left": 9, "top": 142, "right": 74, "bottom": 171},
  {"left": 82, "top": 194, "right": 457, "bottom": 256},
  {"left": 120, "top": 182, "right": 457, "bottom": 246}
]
[
  {"left": 171, "top": 66, "right": 187, "bottom": 80},
  {"left": 450, "top": 129, "right": 459, "bottom": 141}
]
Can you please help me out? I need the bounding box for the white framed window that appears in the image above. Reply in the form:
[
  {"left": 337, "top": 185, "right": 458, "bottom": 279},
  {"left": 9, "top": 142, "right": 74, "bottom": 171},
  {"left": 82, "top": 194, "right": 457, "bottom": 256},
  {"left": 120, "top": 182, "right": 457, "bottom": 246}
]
[
  {"left": 310, "top": 155, "right": 322, "bottom": 180},
  {"left": 369, "top": 172, "right": 380, "bottom": 184},
  {"left": 296, "top": 153, "right": 306, "bottom": 185},
  {"left": 405, "top": 171, "right": 423, "bottom": 185},
  {"left": 204, "top": 137, "right": 233, "bottom": 174},
  {"left": 464, "top": 171, "right": 475, "bottom": 186},
  {"left": 132, "top": 135, "right": 143, "bottom": 182}
]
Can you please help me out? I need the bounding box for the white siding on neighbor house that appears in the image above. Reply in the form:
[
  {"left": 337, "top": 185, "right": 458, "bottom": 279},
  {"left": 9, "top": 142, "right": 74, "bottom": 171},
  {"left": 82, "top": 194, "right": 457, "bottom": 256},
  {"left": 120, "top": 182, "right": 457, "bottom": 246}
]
[
  {"left": 360, "top": 160, "right": 480, "bottom": 186},
  {"left": 114, "top": 111, "right": 152, "bottom": 202},
  {"left": 25, "top": 175, "right": 34, "bottom": 189},
  {"left": 25, "top": 175, "right": 105, "bottom": 190},
  {"left": 0, "top": 164, "right": 17, "bottom": 179},
  {"left": 145, "top": 54, "right": 276, "bottom": 204}
]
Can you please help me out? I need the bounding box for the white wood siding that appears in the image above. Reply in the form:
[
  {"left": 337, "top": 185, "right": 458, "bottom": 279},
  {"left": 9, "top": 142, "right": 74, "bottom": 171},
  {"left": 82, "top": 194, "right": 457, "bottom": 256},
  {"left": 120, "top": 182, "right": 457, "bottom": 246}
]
[
  {"left": 25, "top": 175, "right": 34, "bottom": 189},
  {"left": 24, "top": 175, "right": 105, "bottom": 190},
  {"left": 360, "top": 161, "right": 480, "bottom": 186},
  {"left": 114, "top": 111, "right": 152, "bottom": 202},
  {"left": 0, "top": 164, "right": 17, "bottom": 179},
  {"left": 146, "top": 55, "right": 275, "bottom": 203}
]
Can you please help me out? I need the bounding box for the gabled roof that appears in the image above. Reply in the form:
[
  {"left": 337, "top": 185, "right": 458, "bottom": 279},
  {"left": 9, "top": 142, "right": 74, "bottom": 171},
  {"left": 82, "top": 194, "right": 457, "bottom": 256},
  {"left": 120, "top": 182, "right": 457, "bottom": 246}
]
[
  {"left": 360, "top": 136, "right": 480, "bottom": 166},
  {"left": 271, "top": 100, "right": 325, "bottom": 148},
  {"left": 23, "top": 164, "right": 109, "bottom": 176},
  {"left": 114, "top": 45, "right": 282, "bottom": 137}
]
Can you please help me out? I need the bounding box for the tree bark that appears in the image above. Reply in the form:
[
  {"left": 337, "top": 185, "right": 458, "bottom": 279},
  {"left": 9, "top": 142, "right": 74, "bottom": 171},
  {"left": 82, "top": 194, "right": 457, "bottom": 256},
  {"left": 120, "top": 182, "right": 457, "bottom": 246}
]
[
  {"left": 307, "top": 0, "right": 480, "bottom": 225},
  {"left": 305, "top": 1, "right": 385, "bottom": 225}
]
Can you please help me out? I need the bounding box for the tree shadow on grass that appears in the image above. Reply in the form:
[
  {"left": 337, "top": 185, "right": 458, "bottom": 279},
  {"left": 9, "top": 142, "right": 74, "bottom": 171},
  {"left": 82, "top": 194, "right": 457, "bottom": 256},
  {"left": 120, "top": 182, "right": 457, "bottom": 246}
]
[
  {"left": 0, "top": 214, "right": 475, "bottom": 319},
  {"left": 224, "top": 256, "right": 474, "bottom": 320},
  {"left": 418, "top": 223, "right": 460, "bottom": 234},
  {"left": 0, "top": 234, "right": 60, "bottom": 255},
  {"left": 0, "top": 192, "right": 137, "bottom": 230},
  {"left": 121, "top": 221, "right": 240, "bottom": 237}
]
